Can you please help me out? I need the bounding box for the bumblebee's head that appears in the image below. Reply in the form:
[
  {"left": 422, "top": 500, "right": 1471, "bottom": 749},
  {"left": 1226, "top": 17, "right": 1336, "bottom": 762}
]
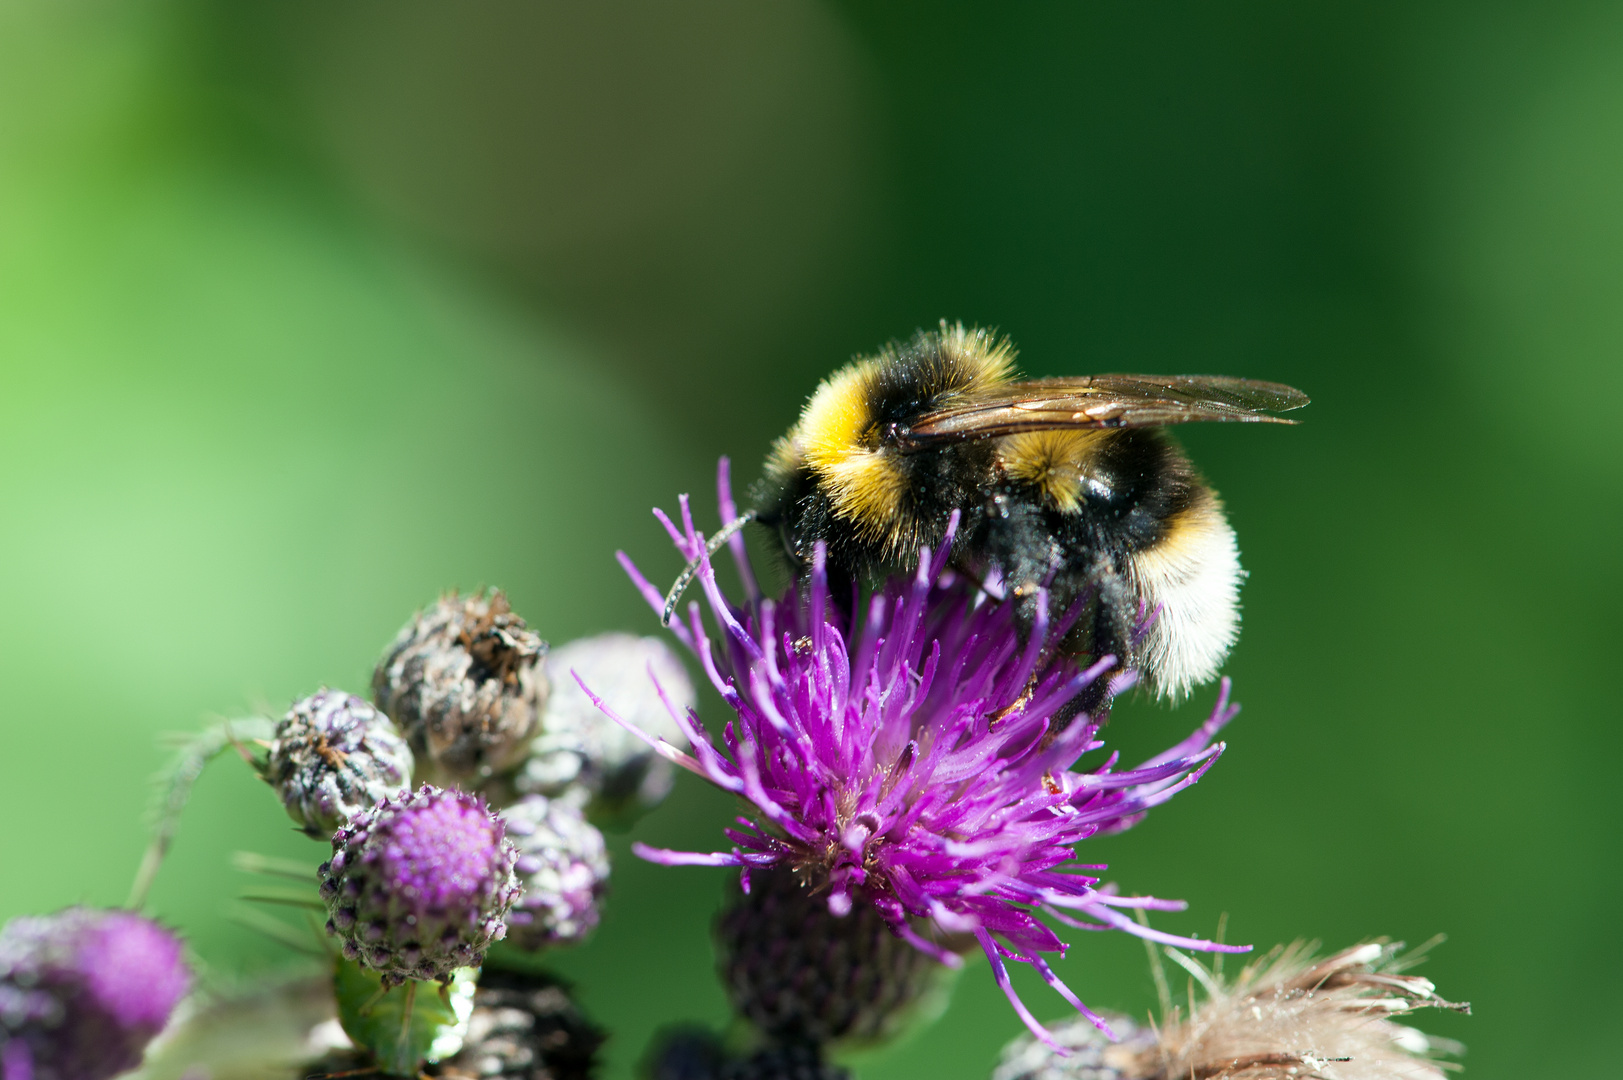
[{"left": 759, "top": 322, "right": 1015, "bottom": 549}]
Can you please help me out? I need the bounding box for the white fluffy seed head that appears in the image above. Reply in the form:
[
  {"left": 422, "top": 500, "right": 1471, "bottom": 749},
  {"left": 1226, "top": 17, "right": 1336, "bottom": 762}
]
[
  {"left": 992, "top": 940, "right": 1467, "bottom": 1080},
  {"left": 1127, "top": 940, "right": 1468, "bottom": 1080}
]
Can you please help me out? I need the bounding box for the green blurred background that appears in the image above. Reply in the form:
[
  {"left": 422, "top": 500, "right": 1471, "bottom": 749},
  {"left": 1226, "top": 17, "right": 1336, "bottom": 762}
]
[{"left": 1, "top": 2, "right": 1618, "bottom": 1076}]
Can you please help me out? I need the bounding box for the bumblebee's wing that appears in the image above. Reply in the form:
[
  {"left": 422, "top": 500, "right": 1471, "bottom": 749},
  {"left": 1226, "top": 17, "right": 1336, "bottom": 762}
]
[{"left": 901, "top": 375, "right": 1308, "bottom": 443}]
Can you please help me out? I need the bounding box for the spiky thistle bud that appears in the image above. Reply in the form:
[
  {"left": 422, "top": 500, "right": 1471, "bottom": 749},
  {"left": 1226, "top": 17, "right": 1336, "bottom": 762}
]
[
  {"left": 716, "top": 866, "right": 949, "bottom": 1047},
  {"left": 516, "top": 633, "right": 692, "bottom": 824},
  {"left": 0, "top": 908, "right": 191, "bottom": 1080},
  {"left": 373, "top": 590, "right": 548, "bottom": 784},
  {"left": 502, "top": 795, "right": 610, "bottom": 952},
  {"left": 445, "top": 968, "right": 605, "bottom": 1080},
  {"left": 319, "top": 785, "right": 521, "bottom": 986},
  {"left": 259, "top": 689, "right": 413, "bottom": 837},
  {"left": 992, "top": 941, "right": 1468, "bottom": 1080}
]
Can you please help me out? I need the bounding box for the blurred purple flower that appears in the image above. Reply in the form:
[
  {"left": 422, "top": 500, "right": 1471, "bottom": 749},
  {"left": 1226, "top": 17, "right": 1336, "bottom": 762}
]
[
  {"left": 590, "top": 462, "right": 1248, "bottom": 1049},
  {"left": 502, "top": 793, "right": 611, "bottom": 951},
  {"left": 0, "top": 908, "right": 190, "bottom": 1080}
]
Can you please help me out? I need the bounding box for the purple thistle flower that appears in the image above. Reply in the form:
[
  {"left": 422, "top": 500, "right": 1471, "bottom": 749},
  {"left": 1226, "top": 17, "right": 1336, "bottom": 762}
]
[
  {"left": 319, "top": 784, "right": 521, "bottom": 986},
  {"left": 0, "top": 908, "right": 190, "bottom": 1080},
  {"left": 594, "top": 460, "right": 1249, "bottom": 1051}
]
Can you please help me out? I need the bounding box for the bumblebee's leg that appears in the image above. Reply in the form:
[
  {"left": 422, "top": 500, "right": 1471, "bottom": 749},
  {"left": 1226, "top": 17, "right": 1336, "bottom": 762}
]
[
  {"left": 978, "top": 492, "right": 1060, "bottom": 640},
  {"left": 818, "top": 558, "right": 860, "bottom": 627},
  {"left": 1051, "top": 551, "right": 1137, "bottom": 726}
]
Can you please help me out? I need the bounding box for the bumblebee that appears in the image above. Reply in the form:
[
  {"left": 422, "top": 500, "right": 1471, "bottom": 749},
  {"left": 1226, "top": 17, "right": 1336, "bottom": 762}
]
[{"left": 669, "top": 322, "right": 1306, "bottom": 708}]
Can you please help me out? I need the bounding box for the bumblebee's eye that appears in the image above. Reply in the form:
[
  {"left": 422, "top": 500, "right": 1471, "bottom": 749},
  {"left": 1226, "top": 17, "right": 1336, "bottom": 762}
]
[{"left": 1085, "top": 475, "right": 1116, "bottom": 502}]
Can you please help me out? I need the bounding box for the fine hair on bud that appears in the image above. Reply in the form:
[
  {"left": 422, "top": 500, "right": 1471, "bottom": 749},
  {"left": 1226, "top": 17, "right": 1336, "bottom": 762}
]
[{"left": 373, "top": 588, "right": 549, "bottom": 784}]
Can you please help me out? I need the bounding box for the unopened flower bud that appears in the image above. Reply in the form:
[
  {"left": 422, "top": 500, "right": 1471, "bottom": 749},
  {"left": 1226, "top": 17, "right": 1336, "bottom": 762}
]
[
  {"left": 720, "top": 1044, "right": 850, "bottom": 1080},
  {"left": 642, "top": 1026, "right": 725, "bottom": 1080},
  {"left": 716, "top": 867, "right": 947, "bottom": 1047},
  {"left": 446, "top": 968, "right": 605, "bottom": 1080},
  {"left": 260, "top": 689, "right": 413, "bottom": 837},
  {"left": 0, "top": 908, "right": 191, "bottom": 1080},
  {"left": 501, "top": 795, "right": 610, "bottom": 951},
  {"left": 516, "top": 633, "right": 691, "bottom": 824},
  {"left": 319, "top": 785, "right": 520, "bottom": 986},
  {"left": 641, "top": 1030, "right": 851, "bottom": 1080},
  {"left": 373, "top": 590, "right": 548, "bottom": 783}
]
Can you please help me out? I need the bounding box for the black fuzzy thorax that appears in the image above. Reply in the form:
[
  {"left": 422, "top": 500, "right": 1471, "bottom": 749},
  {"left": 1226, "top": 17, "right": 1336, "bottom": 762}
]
[
  {"left": 981, "top": 429, "right": 1200, "bottom": 596},
  {"left": 754, "top": 330, "right": 1002, "bottom": 588},
  {"left": 861, "top": 329, "right": 996, "bottom": 429},
  {"left": 978, "top": 429, "right": 1200, "bottom": 697}
]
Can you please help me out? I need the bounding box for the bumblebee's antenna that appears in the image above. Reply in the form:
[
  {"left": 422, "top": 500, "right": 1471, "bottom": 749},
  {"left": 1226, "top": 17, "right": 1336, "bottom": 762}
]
[{"left": 662, "top": 512, "right": 756, "bottom": 626}]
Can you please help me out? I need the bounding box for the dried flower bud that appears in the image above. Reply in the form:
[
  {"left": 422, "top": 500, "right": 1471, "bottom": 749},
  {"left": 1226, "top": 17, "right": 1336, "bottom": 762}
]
[
  {"left": 260, "top": 689, "right": 413, "bottom": 837},
  {"left": 0, "top": 908, "right": 191, "bottom": 1080},
  {"left": 445, "top": 968, "right": 605, "bottom": 1080},
  {"left": 641, "top": 1030, "right": 851, "bottom": 1080},
  {"left": 716, "top": 866, "right": 950, "bottom": 1047},
  {"left": 319, "top": 785, "right": 520, "bottom": 987},
  {"left": 516, "top": 633, "right": 692, "bottom": 824},
  {"left": 642, "top": 1026, "right": 726, "bottom": 1080},
  {"left": 993, "top": 941, "right": 1468, "bottom": 1080},
  {"left": 373, "top": 590, "right": 548, "bottom": 783},
  {"left": 720, "top": 1044, "right": 851, "bottom": 1080},
  {"left": 502, "top": 795, "right": 611, "bottom": 951}
]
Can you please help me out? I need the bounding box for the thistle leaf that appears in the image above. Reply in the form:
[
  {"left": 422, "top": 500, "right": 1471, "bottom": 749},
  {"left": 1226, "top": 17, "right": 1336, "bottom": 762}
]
[{"left": 331, "top": 959, "right": 476, "bottom": 1073}]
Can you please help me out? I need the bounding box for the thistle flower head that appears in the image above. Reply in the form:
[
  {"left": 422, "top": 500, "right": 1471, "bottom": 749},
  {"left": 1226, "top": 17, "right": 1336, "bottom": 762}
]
[
  {"left": 319, "top": 784, "right": 521, "bottom": 986},
  {"left": 601, "top": 461, "right": 1247, "bottom": 1050},
  {"left": 0, "top": 907, "right": 191, "bottom": 1080},
  {"left": 261, "top": 688, "right": 413, "bottom": 836},
  {"left": 502, "top": 794, "right": 611, "bottom": 951},
  {"left": 372, "top": 589, "right": 548, "bottom": 783}
]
